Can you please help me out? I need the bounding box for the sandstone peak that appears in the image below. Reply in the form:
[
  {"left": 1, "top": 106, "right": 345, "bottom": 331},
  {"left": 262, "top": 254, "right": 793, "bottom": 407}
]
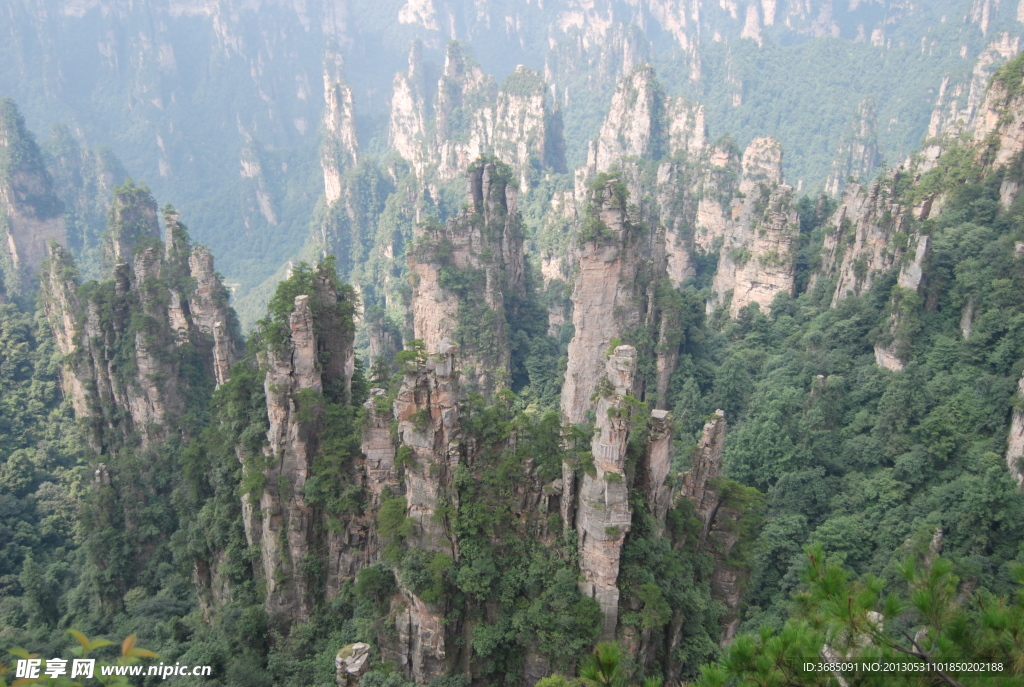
[{"left": 594, "top": 64, "right": 664, "bottom": 172}]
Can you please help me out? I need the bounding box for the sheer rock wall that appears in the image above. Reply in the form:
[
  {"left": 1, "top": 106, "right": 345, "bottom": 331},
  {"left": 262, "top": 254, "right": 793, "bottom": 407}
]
[{"left": 707, "top": 137, "right": 798, "bottom": 316}]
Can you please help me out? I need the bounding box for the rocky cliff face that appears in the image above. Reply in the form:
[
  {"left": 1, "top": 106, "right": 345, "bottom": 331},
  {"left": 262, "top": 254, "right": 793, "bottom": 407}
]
[
  {"left": 707, "top": 137, "right": 799, "bottom": 316},
  {"left": 187, "top": 246, "right": 237, "bottom": 387},
  {"left": 432, "top": 43, "right": 498, "bottom": 181},
  {"left": 408, "top": 159, "right": 525, "bottom": 396},
  {"left": 105, "top": 182, "right": 160, "bottom": 263},
  {"left": 928, "top": 33, "right": 1021, "bottom": 140},
  {"left": 813, "top": 159, "right": 936, "bottom": 309},
  {"left": 680, "top": 411, "right": 727, "bottom": 547},
  {"left": 393, "top": 340, "right": 460, "bottom": 556},
  {"left": 872, "top": 234, "right": 930, "bottom": 371},
  {"left": 373, "top": 343, "right": 463, "bottom": 684},
  {"left": 322, "top": 50, "right": 360, "bottom": 206},
  {"left": 560, "top": 178, "right": 648, "bottom": 427},
  {"left": 974, "top": 52, "right": 1024, "bottom": 207},
  {"left": 387, "top": 591, "right": 449, "bottom": 685},
  {"left": 40, "top": 245, "right": 89, "bottom": 419},
  {"left": 576, "top": 345, "right": 637, "bottom": 640},
  {"left": 493, "top": 66, "right": 564, "bottom": 187},
  {"left": 254, "top": 293, "right": 322, "bottom": 618},
  {"left": 389, "top": 42, "right": 429, "bottom": 177},
  {"left": 643, "top": 409, "right": 674, "bottom": 528},
  {"left": 592, "top": 65, "right": 665, "bottom": 173},
  {"left": 0, "top": 99, "right": 66, "bottom": 293},
  {"left": 560, "top": 66, "right": 800, "bottom": 326},
  {"left": 1006, "top": 375, "right": 1024, "bottom": 487},
  {"left": 362, "top": 390, "right": 402, "bottom": 507}
]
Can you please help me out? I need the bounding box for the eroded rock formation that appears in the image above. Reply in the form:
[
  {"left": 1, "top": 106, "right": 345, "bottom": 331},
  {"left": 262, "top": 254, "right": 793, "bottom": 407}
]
[
  {"left": 643, "top": 409, "right": 674, "bottom": 527},
  {"left": 388, "top": 43, "right": 562, "bottom": 188},
  {"left": 375, "top": 342, "right": 463, "bottom": 684},
  {"left": 974, "top": 52, "right": 1024, "bottom": 207},
  {"left": 560, "top": 177, "right": 648, "bottom": 427},
  {"left": 242, "top": 265, "right": 357, "bottom": 619},
  {"left": 40, "top": 197, "right": 237, "bottom": 453},
  {"left": 1006, "top": 375, "right": 1024, "bottom": 487},
  {"left": 409, "top": 159, "right": 525, "bottom": 396},
  {"left": 255, "top": 293, "right": 322, "bottom": 618},
  {"left": 593, "top": 65, "right": 665, "bottom": 172},
  {"left": 323, "top": 46, "right": 359, "bottom": 205},
  {"left": 576, "top": 345, "right": 637, "bottom": 640},
  {"left": 825, "top": 97, "right": 881, "bottom": 197},
  {"left": 393, "top": 340, "right": 460, "bottom": 556},
  {"left": 707, "top": 137, "right": 798, "bottom": 316}
]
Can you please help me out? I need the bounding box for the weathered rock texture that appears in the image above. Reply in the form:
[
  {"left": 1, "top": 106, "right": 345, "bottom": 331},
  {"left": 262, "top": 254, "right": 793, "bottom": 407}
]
[
  {"left": 0, "top": 99, "right": 66, "bottom": 293},
  {"left": 593, "top": 65, "right": 665, "bottom": 172},
  {"left": 376, "top": 342, "right": 463, "bottom": 684},
  {"left": 255, "top": 293, "right": 322, "bottom": 618},
  {"left": 187, "top": 246, "right": 237, "bottom": 387},
  {"left": 40, "top": 245, "right": 88, "bottom": 418},
  {"left": 409, "top": 159, "right": 525, "bottom": 396},
  {"left": 812, "top": 149, "right": 940, "bottom": 312},
  {"left": 643, "top": 409, "right": 674, "bottom": 527},
  {"left": 974, "top": 51, "right": 1024, "bottom": 208},
  {"left": 389, "top": 42, "right": 429, "bottom": 175},
  {"left": 560, "top": 178, "right": 648, "bottom": 427},
  {"left": 105, "top": 182, "right": 159, "bottom": 263},
  {"left": 387, "top": 590, "right": 449, "bottom": 684},
  {"left": 928, "top": 33, "right": 1021, "bottom": 139},
  {"left": 576, "top": 345, "right": 637, "bottom": 640},
  {"left": 1006, "top": 374, "right": 1024, "bottom": 487},
  {"left": 559, "top": 64, "right": 803, "bottom": 333},
  {"left": 680, "top": 411, "right": 727, "bottom": 546},
  {"left": 393, "top": 340, "right": 461, "bottom": 556},
  {"left": 335, "top": 643, "right": 372, "bottom": 687},
  {"left": 872, "top": 234, "right": 930, "bottom": 371},
  {"left": 362, "top": 390, "right": 402, "bottom": 507}
]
